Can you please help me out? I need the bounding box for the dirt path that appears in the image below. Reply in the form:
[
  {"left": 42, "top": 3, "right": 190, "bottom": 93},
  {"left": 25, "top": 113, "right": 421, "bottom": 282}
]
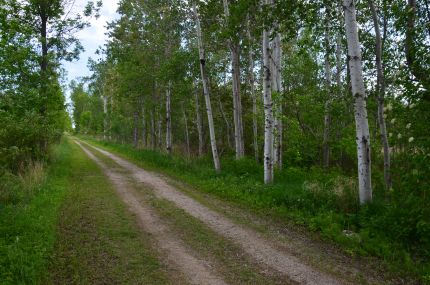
[
  {"left": 75, "top": 141, "right": 227, "bottom": 285},
  {"left": 79, "top": 140, "right": 346, "bottom": 285}
]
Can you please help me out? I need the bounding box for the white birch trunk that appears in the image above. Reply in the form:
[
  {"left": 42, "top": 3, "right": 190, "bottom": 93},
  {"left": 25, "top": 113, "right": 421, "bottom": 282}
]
[
  {"left": 142, "top": 103, "right": 147, "bottom": 148},
  {"left": 369, "top": 0, "right": 391, "bottom": 191},
  {"left": 194, "top": 85, "right": 204, "bottom": 156},
  {"left": 103, "top": 95, "right": 108, "bottom": 140},
  {"left": 247, "top": 18, "right": 259, "bottom": 162},
  {"left": 150, "top": 108, "right": 156, "bottom": 149},
  {"left": 193, "top": 3, "right": 221, "bottom": 173},
  {"left": 263, "top": 0, "right": 274, "bottom": 183},
  {"left": 157, "top": 109, "right": 162, "bottom": 149},
  {"left": 166, "top": 81, "right": 172, "bottom": 154},
  {"left": 323, "top": 9, "right": 331, "bottom": 170},
  {"left": 133, "top": 111, "right": 138, "bottom": 148},
  {"left": 272, "top": 32, "right": 283, "bottom": 169},
  {"left": 222, "top": 0, "right": 244, "bottom": 159},
  {"left": 182, "top": 103, "right": 191, "bottom": 158},
  {"left": 343, "top": 0, "right": 372, "bottom": 204}
]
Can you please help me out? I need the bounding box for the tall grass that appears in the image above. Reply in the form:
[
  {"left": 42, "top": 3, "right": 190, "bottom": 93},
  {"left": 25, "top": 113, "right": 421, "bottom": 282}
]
[{"left": 0, "top": 139, "right": 71, "bottom": 284}]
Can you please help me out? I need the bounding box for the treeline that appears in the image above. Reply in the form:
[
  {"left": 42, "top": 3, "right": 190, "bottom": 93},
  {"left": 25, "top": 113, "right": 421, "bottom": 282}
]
[
  {"left": 0, "top": 0, "right": 101, "bottom": 175},
  {"left": 74, "top": 0, "right": 429, "bottom": 202},
  {"left": 72, "top": 1, "right": 430, "bottom": 274}
]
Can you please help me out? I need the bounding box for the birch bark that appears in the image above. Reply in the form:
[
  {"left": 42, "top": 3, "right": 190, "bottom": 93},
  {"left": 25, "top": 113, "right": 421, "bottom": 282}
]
[
  {"left": 193, "top": 2, "right": 221, "bottom": 173},
  {"left": 343, "top": 0, "right": 372, "bottom": 204},
  {"left": 166, "top": 81, "right": 172, "bottom": 154},
  {"left": 194, "top": 85, "right": 204, "bottom": 156},
  {"left": 263, "top": 0, "right": 274, "bottom": 183},
  {"left": 323, "top": 9, "right": 331, "bottom": 170},
  {"left": 222, "top": 0, "right": 244, "bottom": 159},
  {"left": 247, "top": 18, "right": 259, "bottom": 162},
  {"left": 103, "top": 95, "right": 108, "bottom": 140},
  {"left": 182, "top": 103, "right": 191, "bottom": 158},
  {"left": 368, "top": 0, "right": 391, "bottom": 191}
]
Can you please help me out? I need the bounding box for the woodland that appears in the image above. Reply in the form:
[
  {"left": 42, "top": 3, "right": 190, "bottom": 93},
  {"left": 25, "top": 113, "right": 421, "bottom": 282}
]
[{"left": 1, "top": 0, "right": 430, "bottom": 283}]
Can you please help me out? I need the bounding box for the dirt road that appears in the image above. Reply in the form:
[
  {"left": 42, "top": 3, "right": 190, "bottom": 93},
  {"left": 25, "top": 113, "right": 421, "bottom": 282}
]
[{"left": 75, "top": 139, "right": 370, "bottom": 285}]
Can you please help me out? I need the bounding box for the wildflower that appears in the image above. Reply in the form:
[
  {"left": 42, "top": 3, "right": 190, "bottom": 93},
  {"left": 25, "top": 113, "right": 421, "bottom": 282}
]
[
  {"left": 391, "top": 118, "right": 396, "bottom": 124},
  {"left": 397, "top": 133, "right": 402, "bottom": 139},
  {"left": 408, "top": 137, "right": 414, "bottom": 143},
  {"left": 406, "top": 123, "right": 411, "bottom": 129}
]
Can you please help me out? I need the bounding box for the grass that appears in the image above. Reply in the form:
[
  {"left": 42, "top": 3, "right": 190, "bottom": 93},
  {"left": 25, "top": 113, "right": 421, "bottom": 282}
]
[
  {"left": 80, "top": 135, "right": 429, "bottom": 283},
  {"left": 0, "top": 139, "right": 71, "bottom": 284},
  {"left": 45, "top": 139, "right": 174, "bottom": 284},
  {"left": 0, "top": 138, "right": 175, "bottom": 285}
]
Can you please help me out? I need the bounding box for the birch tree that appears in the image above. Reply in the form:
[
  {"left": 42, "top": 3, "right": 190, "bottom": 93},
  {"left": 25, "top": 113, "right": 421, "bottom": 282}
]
[
  {"left": 263, "top": 0, "right": 274, "bottom": 184},
  {"left": 323, "top": 6, "right": 331, "bottom": 170},
  {"left": 247, "top": 17, "right": 259, "bottom": 162},
  {"left": 166, "top": 82, "right": 172, "bottom": 154},
  {"left": 368, "top": 0, "right": 391, "bottom": 191},
  {"left": 222, "top": 0, "right": 244, "bottom": 159},
  {"left": 193, "top": 2, "right": 221, "bottom": 173},
  {"left": 194, "top": 84, "right": 204, "bottom": 156},
  {"left": 343, "top": 0, "right": 372, "bottom": 204}
]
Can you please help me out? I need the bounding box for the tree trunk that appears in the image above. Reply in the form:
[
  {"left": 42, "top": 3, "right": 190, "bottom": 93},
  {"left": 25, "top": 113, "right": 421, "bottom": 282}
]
[
  {"left": 222, "top": 0, "right": 244, "bottom": 159},
  {"left": 142, "top": 103, "right": 147, "bottom": 148},
  {"left": 133, "top": 111, "right": 138, "bottom": 148},
  {"left": 271, "top": 32, "right": 283, "bottom": 169},
  {"left": 103, "top": 95, "right": 108, "bottom": 140},
  {"left": 405, "top": 0, "right": 430, "bottom": 96},
  {"left": 217, "top": 90, "right": 233, "bottom": 148},
  {"left": 157, "top": 109, "right": 162, "bottom": 149},
  {"left": 343, "top": 0, "right": 372, "bottom": 204},
  {"left": 150, "top": 108, "right": 156, "bottom": 149},
  {"left": 193, "top": 3, "right": 221, "bottom": 173},
  {"left": 247, "top": 18, "right": 259, "bottom": 162},
  {"left": 166, "top": 82, "right": 172, "bottom": 154},
  {"left": 194, "top": 85, "right": 204, "bottom": 156},
  {"left": 182, "top": 103, "right": 191, "bottom": 158},
  {"left": 263, "top": 0, "right": 274, "bottom": 183},
  {"left": 369, "top": 0, "right": 391, "bottom": 191},
  {"left": 323, "top": 9, "right": 331, "bottom": 170}
]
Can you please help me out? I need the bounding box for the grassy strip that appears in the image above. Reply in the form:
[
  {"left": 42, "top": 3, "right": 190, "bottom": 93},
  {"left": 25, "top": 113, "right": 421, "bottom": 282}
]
[
  {"left": 80, "top": 136, "right": 429, "bottom": 283},
  {"left": 45, "top": 139, "right": 174, "bottom": 284},
  {"left": 0, "top": 139, "right": 71, "bottom": 284}
]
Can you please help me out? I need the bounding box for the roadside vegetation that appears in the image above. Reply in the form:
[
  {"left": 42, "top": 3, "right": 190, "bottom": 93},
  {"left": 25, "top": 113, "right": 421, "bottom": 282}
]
[{"left": 0, "top": 140, "right": 71, "bottom": 284}]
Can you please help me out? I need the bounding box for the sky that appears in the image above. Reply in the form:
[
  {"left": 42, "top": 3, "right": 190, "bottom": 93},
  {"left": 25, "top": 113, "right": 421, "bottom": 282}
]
[{"left": 62, "top": 0, "right": 119, "bottom": 88}]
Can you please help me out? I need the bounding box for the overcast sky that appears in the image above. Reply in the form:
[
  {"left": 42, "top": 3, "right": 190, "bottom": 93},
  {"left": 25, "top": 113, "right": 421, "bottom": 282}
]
[{"left": 62, "top": 0, "right": 119, "bottom": 87}]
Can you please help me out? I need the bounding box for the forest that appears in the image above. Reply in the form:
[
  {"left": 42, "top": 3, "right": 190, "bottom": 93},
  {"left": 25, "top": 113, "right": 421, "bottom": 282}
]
[{"left": 1, "top": 0, "right": 430, "bottom": 284}]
